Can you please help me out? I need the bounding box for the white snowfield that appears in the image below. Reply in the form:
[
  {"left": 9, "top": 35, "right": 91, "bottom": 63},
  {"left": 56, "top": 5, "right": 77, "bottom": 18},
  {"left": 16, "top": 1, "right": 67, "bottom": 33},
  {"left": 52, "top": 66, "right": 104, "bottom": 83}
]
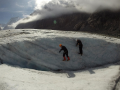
[
  {"left": 0, "top": 29, "right": 120, "bottom": 90},
  {"left": 0, "top": 29, "right": 120, "bottom": 71}
]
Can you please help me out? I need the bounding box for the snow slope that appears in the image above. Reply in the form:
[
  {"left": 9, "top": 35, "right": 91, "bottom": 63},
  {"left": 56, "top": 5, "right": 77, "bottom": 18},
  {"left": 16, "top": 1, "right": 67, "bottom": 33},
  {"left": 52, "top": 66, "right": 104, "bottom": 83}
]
[
  {"left": 0, "top": 29, "right": 120, "bottom": 71},
  {"left": 0, "top": 23, "right": 6, "bottom": 30},
  {"left": 0, "top": 29, "right": 120, "bottom": 90},
  {"left": 0, "top": 64, "right": 119, "bottom": 90}
]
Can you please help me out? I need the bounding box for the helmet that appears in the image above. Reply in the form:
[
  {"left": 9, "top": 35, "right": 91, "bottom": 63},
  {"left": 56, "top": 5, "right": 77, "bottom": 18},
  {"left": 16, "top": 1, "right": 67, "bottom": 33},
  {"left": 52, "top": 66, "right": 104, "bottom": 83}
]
[{"left": 59, "top": 44, "right": 62, "bottom": 47}]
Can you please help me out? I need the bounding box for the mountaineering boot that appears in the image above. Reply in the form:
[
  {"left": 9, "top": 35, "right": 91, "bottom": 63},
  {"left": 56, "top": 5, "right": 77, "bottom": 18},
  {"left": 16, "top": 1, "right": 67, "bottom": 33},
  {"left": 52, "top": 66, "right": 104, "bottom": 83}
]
[
  {"left": 78, "top": 53, "right": 82, "bottom": 56},
  {"left": 67, "top": 57, "right": 70, "bottom": 61},
  {"left": 63, "top": 57, "right": 66, "bottom": 61}
]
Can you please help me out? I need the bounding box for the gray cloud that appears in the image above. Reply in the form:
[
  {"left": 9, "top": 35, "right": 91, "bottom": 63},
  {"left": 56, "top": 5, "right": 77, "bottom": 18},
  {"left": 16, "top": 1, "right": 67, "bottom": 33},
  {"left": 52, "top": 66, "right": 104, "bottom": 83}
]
[
  {"left": 11, "top": 0, "right": 120, "bottom": 28},
  {"left": 35, "top": 0, "right": 120, "bottom": 13}
]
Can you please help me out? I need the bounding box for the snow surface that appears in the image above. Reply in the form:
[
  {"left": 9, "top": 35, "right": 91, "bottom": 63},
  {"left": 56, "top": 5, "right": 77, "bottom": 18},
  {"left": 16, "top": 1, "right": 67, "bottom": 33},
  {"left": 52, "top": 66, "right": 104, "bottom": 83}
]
[
  {"left": 0, "top": 29, "right": 120, "bottom": 71},
  {"left": 0, "top": 29, "right": 120, "bottom": 90},
  {"left": 0, "top": 64, "right": 119, "bottom": 90}
]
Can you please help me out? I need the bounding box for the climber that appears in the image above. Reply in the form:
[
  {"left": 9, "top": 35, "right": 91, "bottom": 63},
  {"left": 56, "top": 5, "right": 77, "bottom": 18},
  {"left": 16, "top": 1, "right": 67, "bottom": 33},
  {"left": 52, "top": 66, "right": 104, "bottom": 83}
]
[
  {"left": 59, "top": 44, "right": 70, "bottom": 61},
  {"left": 76, "top": 39, "right": 83, "bottom": 56}
]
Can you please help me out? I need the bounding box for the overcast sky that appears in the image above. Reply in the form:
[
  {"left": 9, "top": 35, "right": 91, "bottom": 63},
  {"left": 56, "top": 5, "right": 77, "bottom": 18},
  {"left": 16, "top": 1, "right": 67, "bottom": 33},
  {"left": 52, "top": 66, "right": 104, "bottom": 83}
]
[{"left": 0, "top": 0, "right": 120, "bottom": 24}]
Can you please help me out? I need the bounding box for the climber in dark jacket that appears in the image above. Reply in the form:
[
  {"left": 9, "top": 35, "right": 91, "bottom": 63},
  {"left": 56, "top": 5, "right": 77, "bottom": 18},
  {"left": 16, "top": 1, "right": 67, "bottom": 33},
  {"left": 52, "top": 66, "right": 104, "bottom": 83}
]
[
  {"left": 0, "top": 58, "right": 3, "bottom": 64},
  {"left": 59, "top": 44, "right": 70, "bottom": 61},
  {"left": 76, "top": 39, "right": 83, "bottom": 56}
]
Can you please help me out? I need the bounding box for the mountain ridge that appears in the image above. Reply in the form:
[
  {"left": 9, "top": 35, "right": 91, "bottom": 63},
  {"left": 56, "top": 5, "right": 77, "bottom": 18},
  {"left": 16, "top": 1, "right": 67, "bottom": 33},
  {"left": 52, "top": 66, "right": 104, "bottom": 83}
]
[{"left": 16, "top": 9, "right": 120, "bottom": 38}]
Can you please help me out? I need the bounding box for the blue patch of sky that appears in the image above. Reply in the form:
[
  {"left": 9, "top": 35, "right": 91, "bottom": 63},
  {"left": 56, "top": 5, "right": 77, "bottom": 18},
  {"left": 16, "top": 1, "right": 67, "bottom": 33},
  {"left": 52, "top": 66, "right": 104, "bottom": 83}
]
[{"left": 0, "top": 0, "right": 35, "bottom": 24}]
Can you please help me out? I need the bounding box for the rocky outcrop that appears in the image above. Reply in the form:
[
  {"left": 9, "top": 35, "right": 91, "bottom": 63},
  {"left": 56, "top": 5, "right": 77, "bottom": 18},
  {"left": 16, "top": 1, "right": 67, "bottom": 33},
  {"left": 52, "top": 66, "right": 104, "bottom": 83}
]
[
  {"left": 16, "top": 10, "right": 120, "bottom": 38},
  {"left": 85, "top": 10, "right": 120, "bottom": 37},
  {"left": 16, "top": 12, "right": 90, "bottom": 30}
]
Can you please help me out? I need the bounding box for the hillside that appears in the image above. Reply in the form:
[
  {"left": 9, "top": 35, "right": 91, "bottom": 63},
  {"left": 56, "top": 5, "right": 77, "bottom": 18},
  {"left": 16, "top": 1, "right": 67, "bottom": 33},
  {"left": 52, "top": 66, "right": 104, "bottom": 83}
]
[
  {"left": 16, "top": 10, "right": 120, "bottom": 38},
  {"left": 0, "top": 29, "right": 120, "bottom": 90},
  {"left": 3, "top": 17, "right": 20, "bottom": 30}
]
